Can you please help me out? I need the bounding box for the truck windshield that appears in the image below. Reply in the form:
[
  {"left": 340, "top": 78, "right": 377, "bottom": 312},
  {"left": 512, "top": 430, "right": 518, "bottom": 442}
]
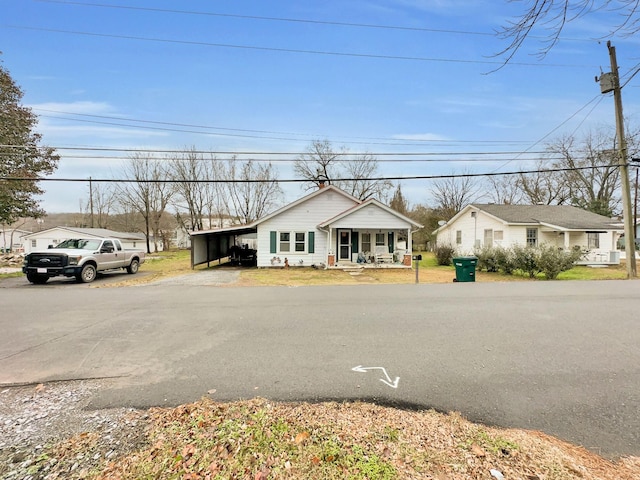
[{"left": 55, "top": 239, "right": 102, "bottom": 250}]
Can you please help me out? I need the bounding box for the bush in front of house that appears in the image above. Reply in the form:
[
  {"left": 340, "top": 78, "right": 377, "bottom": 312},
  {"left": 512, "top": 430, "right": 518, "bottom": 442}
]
[
  {"left": 536, "top": 244, "right": 583, "bottom": 279},
  {"left": 475, "top": 243, "right": 582, "bottom": 279},
  {"left": 434, "top": 244, "right": 455, "bottom": 266}
]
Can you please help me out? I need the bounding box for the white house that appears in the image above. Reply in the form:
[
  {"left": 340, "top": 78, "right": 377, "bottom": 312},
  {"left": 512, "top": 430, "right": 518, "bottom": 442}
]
[
  {"left": 434, "top": 204, "right": 624, "bottom": 264},
  {"left": 22, "top": 227, "right": 147, "bottom": 253},
  {"left": 0, "top": 228, "right": 31, "bottom": 253},
  {"left": 190, "top": 185, "right": 423, "bottom": 268}
]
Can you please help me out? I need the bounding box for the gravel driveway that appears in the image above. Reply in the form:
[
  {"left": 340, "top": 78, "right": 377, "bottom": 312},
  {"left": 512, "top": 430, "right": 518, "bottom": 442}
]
[{"left": 146, "top": 269, "right": 241, "bottom": 286}]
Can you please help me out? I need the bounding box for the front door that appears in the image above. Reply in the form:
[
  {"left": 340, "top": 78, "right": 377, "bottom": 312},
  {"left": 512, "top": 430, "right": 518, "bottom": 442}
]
[{"left": 338, "top": 230, "right": 351, "bottom": 261}]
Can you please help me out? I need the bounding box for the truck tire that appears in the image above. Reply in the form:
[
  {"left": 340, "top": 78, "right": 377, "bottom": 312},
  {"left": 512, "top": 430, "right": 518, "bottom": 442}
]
[
  {"left": 27, "top": 273, "right": 49, "bottom": 284},
  {"left": 126, "top": 258, "right": 139, "bottom": 274},
  {"left": 77, "top": 264, "right": 97, "bottom": 283}
]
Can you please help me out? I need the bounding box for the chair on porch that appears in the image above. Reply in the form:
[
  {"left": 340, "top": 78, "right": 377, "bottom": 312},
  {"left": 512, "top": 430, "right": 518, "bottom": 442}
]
[{"left": 374, "top": 245, "right": 393, "bottom": 264}]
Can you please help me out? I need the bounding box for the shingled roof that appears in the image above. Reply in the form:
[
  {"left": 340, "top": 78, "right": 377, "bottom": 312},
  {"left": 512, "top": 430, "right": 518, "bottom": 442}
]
[{"left": 472, "top": 204, "right": 622, "bottom": 231}]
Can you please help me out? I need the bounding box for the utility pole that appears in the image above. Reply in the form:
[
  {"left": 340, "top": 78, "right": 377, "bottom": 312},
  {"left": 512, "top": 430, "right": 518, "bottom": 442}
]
[
  {"left": 89, "top": 176, "right": 95, "bottom": 228},
  {"left": 599, "top": 42, "right": 636, "bottom": 278}
]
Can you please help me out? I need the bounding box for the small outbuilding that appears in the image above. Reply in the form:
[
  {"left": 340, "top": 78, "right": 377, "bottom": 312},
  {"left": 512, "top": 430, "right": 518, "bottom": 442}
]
[{"left": 22, "top": 227, "right": 147, "bottom": 253}]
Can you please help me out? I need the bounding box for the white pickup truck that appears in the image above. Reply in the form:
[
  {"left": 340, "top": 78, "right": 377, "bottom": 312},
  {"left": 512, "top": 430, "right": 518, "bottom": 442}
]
[{"left": 22, "top": 238, "right": 145, "bottom": 284}]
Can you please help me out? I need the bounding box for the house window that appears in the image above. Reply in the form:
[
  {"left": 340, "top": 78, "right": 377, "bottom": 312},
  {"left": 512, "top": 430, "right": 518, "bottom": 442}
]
[
  {"left": 279, "top": 232, "right": 290, "bottom": 252},
  {"left": 526, "top": 228, "right": 538, "bottom": 247},
  {"left": 588, "top": 232, "right": 600, "bottom": 249},
  {"left": 31, "top": 240, "right": 36, "bottom": 247},
  {"left": 361, "top": 233, "right": 371, "bottom": 253},
  {"left": 484, "top": 229, "right": 493, "bottom": 248},
  {"left": 494, "top": 230, "right": 504, "bottom": 241},
  {"left": 375, "top": 233, "right": 385, "bottom": 246},
  {"left": 456, "top": 230, "right": 462, "bottom": 245},
  {"left": 295, "top": 232, "right": 306, "bottom": 252}
]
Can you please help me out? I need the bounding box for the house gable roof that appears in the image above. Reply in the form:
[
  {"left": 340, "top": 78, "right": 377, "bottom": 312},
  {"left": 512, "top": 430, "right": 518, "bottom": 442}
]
[
  {"left": 253, "top": 185, "right": 361, "bottom": 226},
  {"left": 23, "top": 227, "right": 146, "bottom": 240},
  {"left": 318, "top": 198, "right": 422, "bottom": 228},
  {"left": 472, "top": 204, "right": 622, "bottom": 231}
]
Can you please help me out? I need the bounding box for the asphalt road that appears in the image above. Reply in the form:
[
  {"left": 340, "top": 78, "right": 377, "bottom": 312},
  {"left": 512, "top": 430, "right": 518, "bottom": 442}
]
[{"left": 1, "top": 274, "right": 639, "bottom": 458}]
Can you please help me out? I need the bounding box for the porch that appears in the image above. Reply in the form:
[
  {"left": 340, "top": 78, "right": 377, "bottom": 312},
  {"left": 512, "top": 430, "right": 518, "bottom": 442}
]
[
  {"left": 325, "top": 228, "right": 414, "bottom": 268},
  {"left": 575, "top": 250, "right": 621, "bottom": 266}
]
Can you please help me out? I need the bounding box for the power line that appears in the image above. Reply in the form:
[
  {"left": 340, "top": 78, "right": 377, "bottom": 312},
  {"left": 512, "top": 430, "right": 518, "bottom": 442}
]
[
  {"left": 37, "top": 0, "right": 495, "bottom": 37},
  {"left": 0, "top": 163, "right": 621, "bottom": 184},
  {"left": 3, "top": 25, "right": 598, "bottom": 68}
]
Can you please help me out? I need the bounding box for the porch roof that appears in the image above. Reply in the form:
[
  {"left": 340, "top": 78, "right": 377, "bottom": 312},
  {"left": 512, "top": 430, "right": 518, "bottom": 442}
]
[{"left": 317, "top": 198, "right": 422, "bottom": 229}]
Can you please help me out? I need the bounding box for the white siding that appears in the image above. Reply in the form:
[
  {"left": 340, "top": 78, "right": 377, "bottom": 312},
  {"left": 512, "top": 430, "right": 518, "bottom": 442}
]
[
  {"left": 330, "top": 204, "right": 412, "bottom": 229},
  {"left": 256, "top": 190, "right": 358, "bottom": 267}
]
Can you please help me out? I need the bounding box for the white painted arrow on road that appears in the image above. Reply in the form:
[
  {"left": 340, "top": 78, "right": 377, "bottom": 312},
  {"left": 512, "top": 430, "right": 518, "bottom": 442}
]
[{"left": 352, "top": 365, "right": 400, "bottom": 389}]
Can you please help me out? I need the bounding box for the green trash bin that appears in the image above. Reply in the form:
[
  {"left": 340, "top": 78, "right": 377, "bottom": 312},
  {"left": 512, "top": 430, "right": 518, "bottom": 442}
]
[{"left": 453, "top": 256, "right": 477, "bottom": 282}]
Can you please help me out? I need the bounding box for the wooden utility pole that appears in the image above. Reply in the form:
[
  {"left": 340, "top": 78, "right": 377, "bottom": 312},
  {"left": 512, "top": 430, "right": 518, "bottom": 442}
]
[
  {"left": 89, "top": 176, "right": 95, "bottom": 228},
  {"left": 604, "top": 42, "right": 636, "bottom": 277}
]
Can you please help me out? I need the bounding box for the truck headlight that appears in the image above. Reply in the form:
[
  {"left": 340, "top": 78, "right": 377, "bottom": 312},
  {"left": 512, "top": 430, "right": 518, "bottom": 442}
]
[{"left": 68, "top": 256, "right": 82, "bottom": 265}]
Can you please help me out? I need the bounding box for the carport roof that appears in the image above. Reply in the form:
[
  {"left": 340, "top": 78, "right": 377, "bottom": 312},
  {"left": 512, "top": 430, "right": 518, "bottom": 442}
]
[{"left": 189, "top": 224, "right": 257, "bottom": 237}]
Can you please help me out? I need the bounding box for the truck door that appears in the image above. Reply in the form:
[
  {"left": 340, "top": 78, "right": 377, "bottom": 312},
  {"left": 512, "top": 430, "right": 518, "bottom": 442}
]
[
  {"left": 112, "top": 240, "right": 127, "bottom": 268},
  {"left": 99, "top": 240, "right": 119, "bottom": 270}
]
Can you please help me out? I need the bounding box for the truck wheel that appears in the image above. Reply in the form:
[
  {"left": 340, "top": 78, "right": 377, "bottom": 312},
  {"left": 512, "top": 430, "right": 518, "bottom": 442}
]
[
  {"left": 27, "top": 273, "right": 48, "bottom": 284},
  {"left": 77, "top": 264, "right": 97, "bottom": 283},
  {"left": 126, "top": 259, "right": 139, "bottom": 274}
]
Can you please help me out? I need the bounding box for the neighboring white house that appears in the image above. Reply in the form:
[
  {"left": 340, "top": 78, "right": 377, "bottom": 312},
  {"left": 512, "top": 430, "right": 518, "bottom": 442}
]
[
  {"left": 0, "top": 228, "right": 31, "bottom": 252},
  {"left": 434, "top": 204, "right": 624, "bottom": 264},
  {"left": 190, "top": 185, "right": 423, "bottom": 268},
  {"left": 22, "top": 227, "right": 148, "bottom": 253}
]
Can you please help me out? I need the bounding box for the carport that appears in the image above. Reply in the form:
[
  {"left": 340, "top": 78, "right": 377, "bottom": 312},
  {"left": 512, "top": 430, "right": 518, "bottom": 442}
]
[{"left": 190, "top": 224, "right": 257, "bottom": 268}]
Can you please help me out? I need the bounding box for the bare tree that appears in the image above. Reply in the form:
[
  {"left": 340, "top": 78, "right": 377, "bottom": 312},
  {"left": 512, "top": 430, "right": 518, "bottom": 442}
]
[
  {"left": 430, "top": 172, "right": 481, "bottom": 220},
  {"left": 342, "top": 152, "right": 393, "bottom": 201},
  {"left": 294, "top": 140, "right": 392, "bottom": 200},
  {"left": 220, "top": 158, "right": 283, "bottom": 224},
  {"left": 485, "top": 175, "right": 524, "bottom": 204},
  {"left": 170, "top": 147, "right": 223, "bottom": 232},
  {"left": 117, "top": 154, "right": 174, "bottom": 253},
  {"left": 294, "top": 139, "right": 344, "bottom": 191},
  {"left": 518, "top": 159, "right": 570, "bottom": 205},
  {"left": 498, "top": 1, "right": 640, "bottom": 62},
  {"left": 84, "top": 181, "right": 116, "bottom": 229}
]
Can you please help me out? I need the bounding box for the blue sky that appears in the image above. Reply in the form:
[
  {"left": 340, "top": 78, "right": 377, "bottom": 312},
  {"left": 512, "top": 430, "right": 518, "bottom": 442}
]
[{"left": 2, "top": 0, "right": 639, "bottom": 212}]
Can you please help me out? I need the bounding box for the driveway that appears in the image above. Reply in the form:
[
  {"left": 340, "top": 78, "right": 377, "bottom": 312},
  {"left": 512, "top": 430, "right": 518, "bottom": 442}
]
[{"left": 1, "top": 278, "right": 638, "bottom": 459}]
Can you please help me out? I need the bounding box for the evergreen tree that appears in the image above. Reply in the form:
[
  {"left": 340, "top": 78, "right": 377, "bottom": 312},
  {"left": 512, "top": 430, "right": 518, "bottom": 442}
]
[{"left": 0, "top": 60, "right": 59, "bottom": 224}]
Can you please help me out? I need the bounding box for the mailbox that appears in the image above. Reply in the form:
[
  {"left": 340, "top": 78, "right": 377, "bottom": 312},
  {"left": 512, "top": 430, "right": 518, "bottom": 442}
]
[{"left": 412, "top": 255, "right": 422, "bottom": 261}]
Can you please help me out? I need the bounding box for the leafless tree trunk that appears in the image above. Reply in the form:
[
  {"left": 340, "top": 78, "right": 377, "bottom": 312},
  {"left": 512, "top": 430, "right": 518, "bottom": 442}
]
[
  {"left": 294, "top": 140, "right": 392, "bottom": 200},
  {"left": 518, "top": 159, "right": 570, "bottom": 205},
  {"left": 485, "top": 175, "right": 523, "bottom": 205},
  {"left": 550, "top": 131, "right": 621, "bottom": 216},
  {"left": 430, "top": 172, "right": 480, "bottom": 220},
  {"left": 294, "top": 139, "right": 345, "bottom": 191},
  {"left": 117, "top": 154, "right": 174, "bottom": 253},
  {"left": 220, "top": 158, "right": 283, "bottom": 224},
  {"left": 342, "top": 153, "right": 393, "bottom": 201},
  {"left": 170, "top": 147, "right": 223, "bottom": 232},
  {"left": 84, "top": 182, "right": 116, "bottom": 229}
]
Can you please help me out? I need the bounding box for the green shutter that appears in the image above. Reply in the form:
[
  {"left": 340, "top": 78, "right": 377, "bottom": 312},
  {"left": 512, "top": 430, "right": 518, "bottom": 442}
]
[
  {"left": 270, "top": 231, "right": 277, "bottom": 253},
  {"left": 388, "top": 232, "right": 394, "bottom": 252},
  {"left": 351, "top": 231, "right": 359, "bottom": 254},
  {"left": 308, "top": 231, "right": 315, "bottom": 253}
]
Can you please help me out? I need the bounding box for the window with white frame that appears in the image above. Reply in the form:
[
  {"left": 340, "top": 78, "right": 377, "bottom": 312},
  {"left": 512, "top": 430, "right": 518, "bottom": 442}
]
[
  {"left": 587, "top": 232, "right": 600, "bottom": 249},
  {"left": 279, "top": 232, "right": 290, "bottom": 252},
  {"left": 31, "top": 239, "right": 36, "bottom": 247},
  {"left": 456, "top": 230, "right": 462, "bottom": 245},
  {"left": 526, "top": 228, "right": 538, "bottom": 247},
  {"left": 494, "top": 230, "right": 504, "bottom": 241},
  {"left": 375, "top": 233, "right": 385, "bottom": 246},
  {"left": 294, "top": 232, "right": 306, "bottom": 252}
]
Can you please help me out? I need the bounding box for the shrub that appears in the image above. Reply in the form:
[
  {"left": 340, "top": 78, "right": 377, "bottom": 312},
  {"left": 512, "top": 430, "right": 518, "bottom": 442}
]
[
  {"left": 537, "top": 244, "right": 582, "bottom": 279},
  {"left": 474, "top": 245, "right": 501, "bottom": 272},
  {"left": 494, "top": 246, "right": 517, "bottom": 275},
  {"left": 434, "top": 244, "right": 455, "bottom": 266},
  {"left": 511, "top": 244, "right": 541, "bottom": 278}
]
